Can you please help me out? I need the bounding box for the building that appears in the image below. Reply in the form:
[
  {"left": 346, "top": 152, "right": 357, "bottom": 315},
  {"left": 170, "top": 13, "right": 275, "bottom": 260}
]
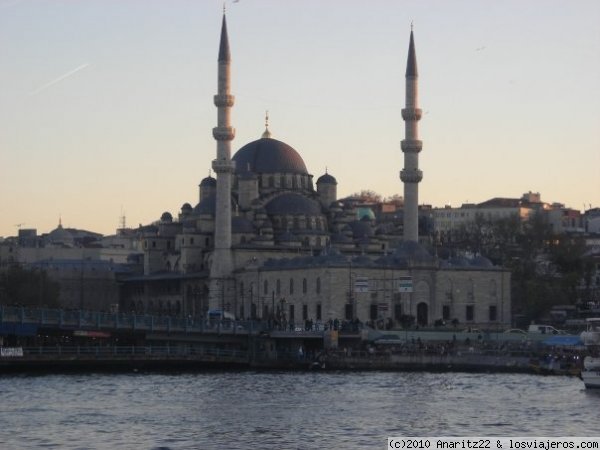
[
  {"left": 116, "top": 13, "right": 511, "bottom": 329},
  {"left": 433, "top": 192, "right": 585, "bottom": 243}
]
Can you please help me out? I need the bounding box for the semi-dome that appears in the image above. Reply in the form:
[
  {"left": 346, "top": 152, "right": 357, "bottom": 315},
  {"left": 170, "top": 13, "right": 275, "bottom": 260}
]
[
  {"left": 265, "top": 193, "right": 322, "bottom": 216},
  {"left": 233, "top": 137, "right": 308, "bottom": 175},
  {"left": 232, "top": 216, "right": 255, "bottom": 234}
]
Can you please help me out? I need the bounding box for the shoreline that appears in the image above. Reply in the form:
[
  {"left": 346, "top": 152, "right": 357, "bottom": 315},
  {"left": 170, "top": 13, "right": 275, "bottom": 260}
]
[{"left": 0, "top": 347, "right": 580, "bottom": 376}]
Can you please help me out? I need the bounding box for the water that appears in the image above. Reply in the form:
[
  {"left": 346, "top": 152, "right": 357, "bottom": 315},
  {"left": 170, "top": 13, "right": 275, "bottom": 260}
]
[{"left": 0, "top": 371, "right": 597, "bottom": 449}]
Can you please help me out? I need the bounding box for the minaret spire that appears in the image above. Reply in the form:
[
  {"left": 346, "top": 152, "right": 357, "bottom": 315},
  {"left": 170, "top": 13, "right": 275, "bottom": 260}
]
[
  {"left": 261, "top": 110, "right": 272, "bottom": 138},
  {"left": 210, "top": 11, "right": 236, "bottom": 310},
  {"left": 400, "top": 26, "right": 423, "bottom": 243}
]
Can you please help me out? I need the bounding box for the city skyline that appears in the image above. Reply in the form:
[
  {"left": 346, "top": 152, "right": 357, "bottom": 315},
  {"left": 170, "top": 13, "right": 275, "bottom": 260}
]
[{"left": 1, "top": 0, "right": 599, "bottom": 238}]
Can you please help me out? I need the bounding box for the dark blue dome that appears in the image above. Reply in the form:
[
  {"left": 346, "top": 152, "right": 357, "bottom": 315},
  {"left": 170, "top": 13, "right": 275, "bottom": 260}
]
[
  {"left": 200, "top": 176, "right": 216, "bottom": 187},
  {"left": 233, "top": 137, "right": 308, "bottom": 175},
  {"left": 193, "top": 196, "right": 216, "bottom": 216},
  {"left": 317, "top": 173, "right": 337, "bottom": 185},
  {"left": 265, "top": 193, "right": 321, "bottom": 216},
  {"left": 232, "top": 216, "right": 255, "bottom": 234}
]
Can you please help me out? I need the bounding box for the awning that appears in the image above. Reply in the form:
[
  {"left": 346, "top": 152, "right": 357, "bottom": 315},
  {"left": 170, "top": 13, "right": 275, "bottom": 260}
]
[{"left": 541, "top": 335, "right": 583, "bottom": 347}]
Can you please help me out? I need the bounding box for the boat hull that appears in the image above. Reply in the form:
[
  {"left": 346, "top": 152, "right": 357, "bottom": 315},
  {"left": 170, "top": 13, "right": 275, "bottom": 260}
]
[
  {"left": 581, "top": 369, "right": 600, "bottom": 389},
  {"left": 582, "top": 356, "right": 600, "bottom": 389}
]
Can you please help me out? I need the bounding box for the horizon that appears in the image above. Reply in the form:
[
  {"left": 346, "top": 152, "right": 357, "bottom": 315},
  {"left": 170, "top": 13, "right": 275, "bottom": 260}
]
[{"left": 1, "top": 0, "right": 599, "bottom": 238}]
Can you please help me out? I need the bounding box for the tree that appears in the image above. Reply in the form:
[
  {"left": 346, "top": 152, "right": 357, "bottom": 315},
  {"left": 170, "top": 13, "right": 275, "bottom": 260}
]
[
  {"left": 384, "top": 194, "right": 404, "bottom": 206},
  {"left": 349, "top": 190, "right": 382, "bottom": 203}
]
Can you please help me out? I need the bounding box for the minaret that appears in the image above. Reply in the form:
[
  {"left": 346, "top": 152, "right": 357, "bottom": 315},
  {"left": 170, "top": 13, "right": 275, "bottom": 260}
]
[
  {"left": 400, "top": 26, "right": 423, "bottom": 243},
  {"left": 209, "top": 12, "right": 236, "bottom": 310}
]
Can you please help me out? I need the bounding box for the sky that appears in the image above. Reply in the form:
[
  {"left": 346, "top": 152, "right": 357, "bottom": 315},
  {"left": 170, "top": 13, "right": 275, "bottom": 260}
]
[{"left": 1, "top": 0, "right": 599, "bottom": 238}]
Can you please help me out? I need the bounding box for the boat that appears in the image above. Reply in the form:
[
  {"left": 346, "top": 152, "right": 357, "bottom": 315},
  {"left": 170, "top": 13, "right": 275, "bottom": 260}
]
[{"left": 580, "top": 318, "right": 600, "bottom": 389}]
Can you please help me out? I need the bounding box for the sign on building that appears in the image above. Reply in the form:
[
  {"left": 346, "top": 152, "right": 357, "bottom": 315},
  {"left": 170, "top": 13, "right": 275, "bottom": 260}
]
[
  {"left": 397, "top": 276, "right": 413, "bottom": 293},
  {"left": 354, "top": 277, "right": 369, "bottom": 293}
]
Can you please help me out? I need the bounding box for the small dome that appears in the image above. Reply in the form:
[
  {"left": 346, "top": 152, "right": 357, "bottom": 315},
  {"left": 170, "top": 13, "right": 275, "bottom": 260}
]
[
  {"left": 193, "top": 196, "right": 216, "bottom": 216},
  {"left": 356, "top": 207, "right": 375, "bottom": 221},
  {"left": 160, "top": 212, "right": 173, "bottom": 223},
  {"left": 348, "top": 220, "right": 374, "bottom": 238},
  {"left": 393, "top": 241, "right": 433, "bottom": 262},
  {"left": 47, "top": 223, "right": 74, "bottom": 246},
  {"left": 193, "top": 195, "right": 238, "bottom": 217},
  {"left": 200, "top": 176, "right": 216, "bottom": 187},
  {"left": 233, "top": 137, "right": 308, "bottom": 175},
  {"left": 265, "top": 193, "right": 322, "bottom": 216},
  {"left": 448, "top": 256, "right": 471, "bottom": 267},
  {"left": 471, "top": 255, "right": 494, "bottom": 268},
  {"left": 181, "top": 203, "right": 192, "bottom": 212},
  {"left": 317, "top": 173, "right": 337, "bottom": 185}
]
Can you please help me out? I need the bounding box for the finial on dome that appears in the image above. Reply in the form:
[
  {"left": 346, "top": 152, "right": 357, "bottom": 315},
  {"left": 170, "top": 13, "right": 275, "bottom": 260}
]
[{"left": 261, "top": 110, "right": 272, "bottom": 138}]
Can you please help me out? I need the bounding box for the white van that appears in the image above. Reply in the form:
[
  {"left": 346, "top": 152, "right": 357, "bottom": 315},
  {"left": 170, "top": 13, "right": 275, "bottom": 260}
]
[{"left": 528, "top": 324, "right": 565, "bottom": 335}]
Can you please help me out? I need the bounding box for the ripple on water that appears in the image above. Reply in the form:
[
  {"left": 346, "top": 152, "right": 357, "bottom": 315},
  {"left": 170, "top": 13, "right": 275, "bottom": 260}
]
[{"left": 0, "top": 371, "right": 596, "bottom": 449}]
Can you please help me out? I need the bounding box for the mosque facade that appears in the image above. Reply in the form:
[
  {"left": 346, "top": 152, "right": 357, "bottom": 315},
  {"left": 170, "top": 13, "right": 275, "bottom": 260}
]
[{"left": 121, "top": 14, "right": 511, "bottom": 328}]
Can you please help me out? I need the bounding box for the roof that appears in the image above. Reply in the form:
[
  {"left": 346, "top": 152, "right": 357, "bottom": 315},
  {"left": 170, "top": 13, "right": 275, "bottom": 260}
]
[
  {"left": 406, "top": 29, "right": 418, "bottom": 78},
  {"left": 477, "top": 198, "right": 523, "bottom": 208},
  {"left": 218, "top": 14, "right": 230, "bottom": 62},
  {"left": 233, "top": 137, "right": 308, "bottom": 175}
]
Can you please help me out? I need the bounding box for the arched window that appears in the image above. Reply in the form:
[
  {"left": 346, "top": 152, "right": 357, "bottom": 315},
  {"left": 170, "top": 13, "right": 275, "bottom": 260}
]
[
  {"left": 264, "top": 280, "right": 268, "bottom": 295},
  {"left": 316, "top": 277, "right": 321, "bottom": 294},
  {"left": 289, "top": 278, "right": 294, "bottom": 295},
  {"left": 302, "top": 278, "right": 307, "bottom": 294},
  {"left": 276, "top": 279, "right": 281, "bottom": 295}
]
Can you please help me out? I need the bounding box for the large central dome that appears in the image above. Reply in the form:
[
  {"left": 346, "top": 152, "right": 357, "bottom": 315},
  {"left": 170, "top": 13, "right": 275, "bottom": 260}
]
[{"left": 233, "top": 137, "right": 308, "bottom": 175}]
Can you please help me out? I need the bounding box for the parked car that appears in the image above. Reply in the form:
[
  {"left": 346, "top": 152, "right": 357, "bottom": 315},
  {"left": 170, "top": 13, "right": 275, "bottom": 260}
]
[
  {"left": 527, "top": 324, "right": 566, "bottom": 335},
  {"left": 503, "top": 328, "right": 527, "bottom": 335}
]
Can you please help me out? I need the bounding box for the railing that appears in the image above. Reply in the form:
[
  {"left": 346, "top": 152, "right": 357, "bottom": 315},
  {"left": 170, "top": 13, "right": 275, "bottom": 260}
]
[
  {"left": 17, "top": 345, "right": 249, "bottom": 361},
  {"left": 0, "top": 305, "right": 271, "bottom": 335}
]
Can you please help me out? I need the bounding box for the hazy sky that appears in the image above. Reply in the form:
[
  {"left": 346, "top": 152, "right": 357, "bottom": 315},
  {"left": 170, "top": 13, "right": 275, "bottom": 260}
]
[{"left": 1, "top": 0, "right": 599, "bottom": 238}]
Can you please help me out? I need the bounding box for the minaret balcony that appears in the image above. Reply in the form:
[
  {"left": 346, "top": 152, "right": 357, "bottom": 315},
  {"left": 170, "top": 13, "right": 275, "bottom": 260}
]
[
  {"left": 401, "top": 139, "right": 423, "bottom": 153},
  {"left": 212, "top": 158, "right": 236, "bottom": 174},
  {"left": 400, "top": 169, "right": 423, "bottom": 183},
  {"left": 402, "top": 108, "right": 422, "bottom": 121},
  {"left": 212, "top": 126, "right": 235, "bottom": 141},
  {"left": 214, "top": 94, "right": 235, "bottom": 107}
]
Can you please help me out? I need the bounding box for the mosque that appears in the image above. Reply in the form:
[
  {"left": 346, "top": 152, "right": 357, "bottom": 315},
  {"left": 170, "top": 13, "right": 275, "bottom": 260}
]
[{"left": 121, "top": 13, "right": 511, "bottom": 329}]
